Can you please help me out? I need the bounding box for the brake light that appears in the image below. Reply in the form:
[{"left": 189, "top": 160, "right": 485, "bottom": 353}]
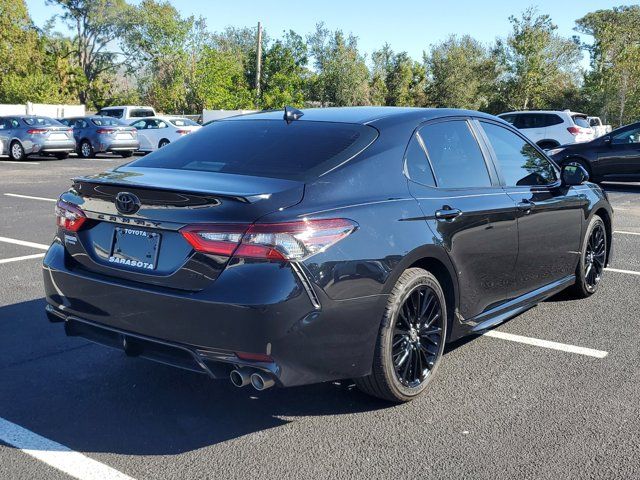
[
  {"left": 27, "top": 129, "right": 47, "bottom": 134},
  {"left": 176, "top": 130, "right": 190, "bottom": 135},
  {"left": 180, "top": 218, "right": 357, "bottom": 261},
  {"left": 55, "top": 200, "right": 87, "bottom": 232},
  {"left": 567, "top": 126, "right": 581, "bottom": 135}
]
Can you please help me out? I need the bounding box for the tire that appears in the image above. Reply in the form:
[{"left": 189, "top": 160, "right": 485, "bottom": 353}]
[
  {"left": 569, "top": 215, "right": 607, "bottom": 298},
  {"left": 78, "top": 140, "right": 94, "bottom": 159},
  {"left": 9, "top": 141, "right": 25, "bottom": 161},
  {"left": 158, "top": 139, "right": 170, "bottom": 149},
  {"left": 119, "top": 151, "right": 134, "bottom": 158},
  {"left": 355, "top": 268, "right": 447, "bottom": 403},
  {"left": 55, "top": 153, "right": 69, "bottom": 160}
]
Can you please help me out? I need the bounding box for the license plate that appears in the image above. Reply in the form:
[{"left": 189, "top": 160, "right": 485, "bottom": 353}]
[
  {"left": 109, "top": 227, "right": 161, "bottom": 271},
  {"left": 116, "top": 133, "right": 132, "bottom": 140},
  {"left": 50, "top": 133, "right": 67, "bottom": 140}
]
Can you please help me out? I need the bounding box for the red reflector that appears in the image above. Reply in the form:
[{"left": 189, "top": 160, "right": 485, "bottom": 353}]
[
  {"left": 567, "top": 126, "right": 581, "bottom": 135},
  {"left": 55, "top": 200, "right": 87, "bottom": 232},
  {"left": 235, "top": 351, "right": 273, "bottom": 363}
]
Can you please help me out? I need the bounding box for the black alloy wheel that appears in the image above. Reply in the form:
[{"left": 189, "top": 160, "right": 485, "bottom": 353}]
[
  {"left": 355, "top": 268, "right": 447, "bottom": 402},
  {"left": 584, "top": 221, "right": 606, "bottom": 291}
]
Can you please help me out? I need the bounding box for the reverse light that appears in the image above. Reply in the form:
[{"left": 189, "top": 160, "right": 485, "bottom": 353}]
[
  {"left": 180, "top": 218, "right": 358, "bottom": 261},
  {"left": 55, "top": 200, "right": 87, "bottom": 232}
]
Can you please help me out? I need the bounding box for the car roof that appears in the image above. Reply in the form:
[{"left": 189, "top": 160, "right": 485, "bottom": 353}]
[
  {"left": 99, "top": 106, "right": 154, "bottom": 110},
  {"left": 226, "top": 106, "right": 499, "bottom": 125},
  {"left": 499, "top": 110, "right": 587, "bottom": 117}
]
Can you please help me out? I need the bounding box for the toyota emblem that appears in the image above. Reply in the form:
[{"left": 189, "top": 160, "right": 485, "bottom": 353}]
[{"left": 115, "top": 192, "right": 141, "bottom": 215}]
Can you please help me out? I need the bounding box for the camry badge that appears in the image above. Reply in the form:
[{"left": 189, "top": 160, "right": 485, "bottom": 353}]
[{"left": 115, "top": 192, "right": 141, "bottom": 215}]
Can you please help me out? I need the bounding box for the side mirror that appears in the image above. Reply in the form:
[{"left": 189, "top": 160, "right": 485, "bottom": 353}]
[{"left": 561, "top": 163, "right": 589, "bottom": 186}]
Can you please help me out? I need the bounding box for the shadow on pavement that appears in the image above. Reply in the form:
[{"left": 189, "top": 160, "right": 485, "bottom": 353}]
[{"left": 0, "top": 298, "right": 390, "bottom": 456}]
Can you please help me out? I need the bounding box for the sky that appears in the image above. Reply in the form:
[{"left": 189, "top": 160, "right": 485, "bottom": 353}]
[{"left": 25, "top": 0, "right": 626, "bottom": 66}]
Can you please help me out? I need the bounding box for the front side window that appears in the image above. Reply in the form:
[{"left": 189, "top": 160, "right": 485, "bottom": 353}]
[
  {"left": 418, "top": 120, "right": 491, "bottom": 188},
  {"left": 542, "top": 114, "right": 563, "bottom": 127},
  {"left": 405, "top": 134, "right": 435, "bottom": 186},
  {"left": 517, "top": 114, "right": 544, "bottom": 129},
  {"left": 169, "top": 118, "right": 199, "bottom": 127},
  {"left": 92, "top": 117, "right": 125, "bottom": 127},
  {"left": 612, "top": 126, "right": 640, "bottom": 144},
  {"left": 481, "top": 121, "right": 557, "bottom": 187},
  {"left": 23, "top": 117, "right": 57, "bottom": 126}
]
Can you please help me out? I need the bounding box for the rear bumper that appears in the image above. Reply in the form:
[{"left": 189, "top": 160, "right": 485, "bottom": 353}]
[
  {"left": 42, "top": 239, "right": 384, "bottom": 387},
  {"left": 35, "top": 140, "right": 76, "bottom": 153},
  {"left": 98, "top": 139, "right": 140, "bottom": 153}
]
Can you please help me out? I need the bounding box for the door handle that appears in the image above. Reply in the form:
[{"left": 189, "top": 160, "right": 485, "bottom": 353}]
[
  {"left": 435, "top": 207, "right": 462, "bottom": 220},
  {"left": 517, "top": 200, "right": 535, "bottom": 214}
]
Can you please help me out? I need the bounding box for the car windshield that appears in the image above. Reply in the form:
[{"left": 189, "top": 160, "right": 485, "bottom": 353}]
[
  {"left": 22, "top": 117, "right": 57, "bottom": 126},
  {"left": 168, "top": 118, "right": 199, "bottom": 127},
  {"left": 130, "top": 109, "right": 155, "bottom": 118},
  {"left": 92, "top": 117, "right": 126, "bottom": 126},
  {"left": 572, "top": 115, "right": 591, "bottom": 128},
  {"left": 129, "top": 119, "right": 378, "bottom": 181}
]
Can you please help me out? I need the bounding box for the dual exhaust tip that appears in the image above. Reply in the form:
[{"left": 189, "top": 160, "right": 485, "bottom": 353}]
[{"left": 230, "top": 368, "right": 275, "bottom": 391}]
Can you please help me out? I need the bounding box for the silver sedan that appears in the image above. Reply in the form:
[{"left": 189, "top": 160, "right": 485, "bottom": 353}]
[{"left": 0, "top": 116, "right": 76, "bottom": 161}]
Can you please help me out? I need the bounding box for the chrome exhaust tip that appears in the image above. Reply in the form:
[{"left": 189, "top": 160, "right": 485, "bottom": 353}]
[
  {"left": 250, "top": 372, "right": 275, "bottom": 391},
  {"left": 230, "top": 368, "right": 252, "bottom": 388}
]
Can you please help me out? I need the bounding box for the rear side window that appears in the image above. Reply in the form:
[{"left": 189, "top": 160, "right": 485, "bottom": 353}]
[
  {"left": 418, "top": 120, "right": 491, "bottom": 188},
  {"left": 542, "top": 114, "right": 563, "bottom": 127},
  {"left": 405, "top": 134, "right": 435, "bottom": 186},
  {"left": 499, "top": 114, "right": 517, "bottom": 125},
  {"left": 480, "top": 121, "right": 557, "bottom": 187},
  {"left": 517, "top": 114, "right": 545, "bottom": 129},
  {"left": 130, "top": 109, "right": 155, "bottom": 118},
  {"left": 169, "top": 118, "right": 199, "bottom": 127},
  {"left": 129, "top": 120, "right": 378, "bottom": 181},
  {"left": 572, "top": 115, "right": 590, "bottom": 128}
]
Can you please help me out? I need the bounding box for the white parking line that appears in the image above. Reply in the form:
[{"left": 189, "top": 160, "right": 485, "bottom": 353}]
[
  {"left": 483, "top": 330, "right": 608, "bottom": 358},
  {"left": 0, "top": 236, "right": 49, "bottom": 250},
  {"left": 0, "top": 417, "right": 135, "bottom": 480},
  {"left": 5, "top": 193, "right": 56, "bottom": 202},
  {"left": 0, "top": 160, "right": 40, "bottom": 165},
  {"left": 614, "top": 230, "right": 640, "bottom": 236},
  {"left": 605, "top": 267, "right": 640, "bottom": 276},
  {"left": 0, "top": 253, "right": 45, "bottom": 264},
  {"left": 76, "top": 157, "right": 116, "bottom": 162}
]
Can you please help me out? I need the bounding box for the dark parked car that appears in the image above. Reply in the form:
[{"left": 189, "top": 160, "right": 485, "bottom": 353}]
[
  {"left": 0, "top": 116, "right": 75, "bottom": 161},
  {"left": 59, "top": 116, "right": 139, "bottom": 158},
  {"left": 43, "top": 107, "right": 613, "bottom": 402},
  {"left": 548, "top": 121, "right": 640, "bottom": 183}
]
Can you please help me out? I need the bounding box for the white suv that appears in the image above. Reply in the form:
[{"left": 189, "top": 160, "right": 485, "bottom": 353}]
[
  {"left": 498, "top": 110, "right": 595, "bottom": 149},
  {"left": 96, "top": 105, "right": 157, "bottom": 120}
]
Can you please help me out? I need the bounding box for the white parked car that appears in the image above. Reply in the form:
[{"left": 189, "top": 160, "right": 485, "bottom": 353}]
[
  {"left": 129, "top": 116, "right": 201, "bottom": 152},
  {"left": 498, "top": 110, "right": 595, "bottom": 149},
  {"left": 587, "top": 116, "right": 613, "bottom": 138},
  {"left": 97, "top": 105, "right": 157, "bottom": 120}
]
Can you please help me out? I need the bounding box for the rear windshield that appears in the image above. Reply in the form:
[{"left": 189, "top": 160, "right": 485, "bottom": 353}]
[
  {"left": 98, "top": 109, "right": 123, "bottom": 118},
  {"left": 130, "top": 109, "right": 155, "bottom": 118},
  {"left": 572, "top": 115, "right": 590, "bottom": 128},
  {"left": 169, "top": 118, "right": 199, "bottom": 127},
  {"left": 92, "top": 117, "right": 126, "bottom": 126},
  {"left": 22, "top": 117, "right": 58, "bottom": 126},
  {"left": 129, "top": 120, "right": 378, "bottom": 181}
]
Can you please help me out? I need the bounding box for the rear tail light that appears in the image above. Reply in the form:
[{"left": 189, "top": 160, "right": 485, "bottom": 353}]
[
  {"left": 96, "top": 128, "right": 115, "bottom": 134},
  {"left": 27, "top": 129, "right": 47, "bottom": 134},
  {"left": 567, "top": 126, "right": 581, "bottom": 135},
  {"left": 55, "top": 200, "right": 87, "bottom": 232},
  {"left": 176, "top": 130, "right": 190, "bottom": 135},
  {"left": 180, "top": 218, "right": 357, "bottom": 261}
]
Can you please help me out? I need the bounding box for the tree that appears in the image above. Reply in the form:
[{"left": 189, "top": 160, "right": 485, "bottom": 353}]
[
  {"left": 47, "top": 0, "right": 129, "bottom": 106},
  {"left": 307, "top": 23, "right": 370, "bottom": 106},
  {"left": 260, "top": 30, "right": 308, "bottom": 109},
  {"left": 496, "top": 8, "right": 582, "bottom": 111},
  {"left": 576, "top": 6, "right": 640, "bottom": 126},
  {"left": 426, "top": 35, "right": 499, "bottom": 111}
]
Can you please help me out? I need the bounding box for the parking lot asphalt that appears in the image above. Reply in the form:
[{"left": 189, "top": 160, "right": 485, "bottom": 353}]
[{"left": 1, "top": 154, "right": 640, "bottom": 480}]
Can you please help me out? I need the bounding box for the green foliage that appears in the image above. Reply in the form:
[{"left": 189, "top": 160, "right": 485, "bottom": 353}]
[
  {"left": 260, "top": 31, "right": 308, "bottom": 109},
  {"left": 426, "top": 35, "right": 498, "bottom": 110}
]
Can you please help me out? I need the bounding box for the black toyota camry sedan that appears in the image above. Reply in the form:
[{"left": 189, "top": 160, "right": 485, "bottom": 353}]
[
  {"left": 548, "top": 120, "right": 640, "bottom": 183},
  {"left": 43, "top": 107, "right": 613, "bottom": 402}
]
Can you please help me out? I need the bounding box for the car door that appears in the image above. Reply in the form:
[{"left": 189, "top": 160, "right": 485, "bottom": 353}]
[
  {"left": 131, "top": 119, "right": 152, "bottom": 150},
  {"left": 477, "top": 119, "right": 585, "bottom": 298},
  {"left": 406, "top": 118, "right": 519, "bottom": 321},
  {"left": 597, "top": 125, "right": 640, "bottom": 179}
]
